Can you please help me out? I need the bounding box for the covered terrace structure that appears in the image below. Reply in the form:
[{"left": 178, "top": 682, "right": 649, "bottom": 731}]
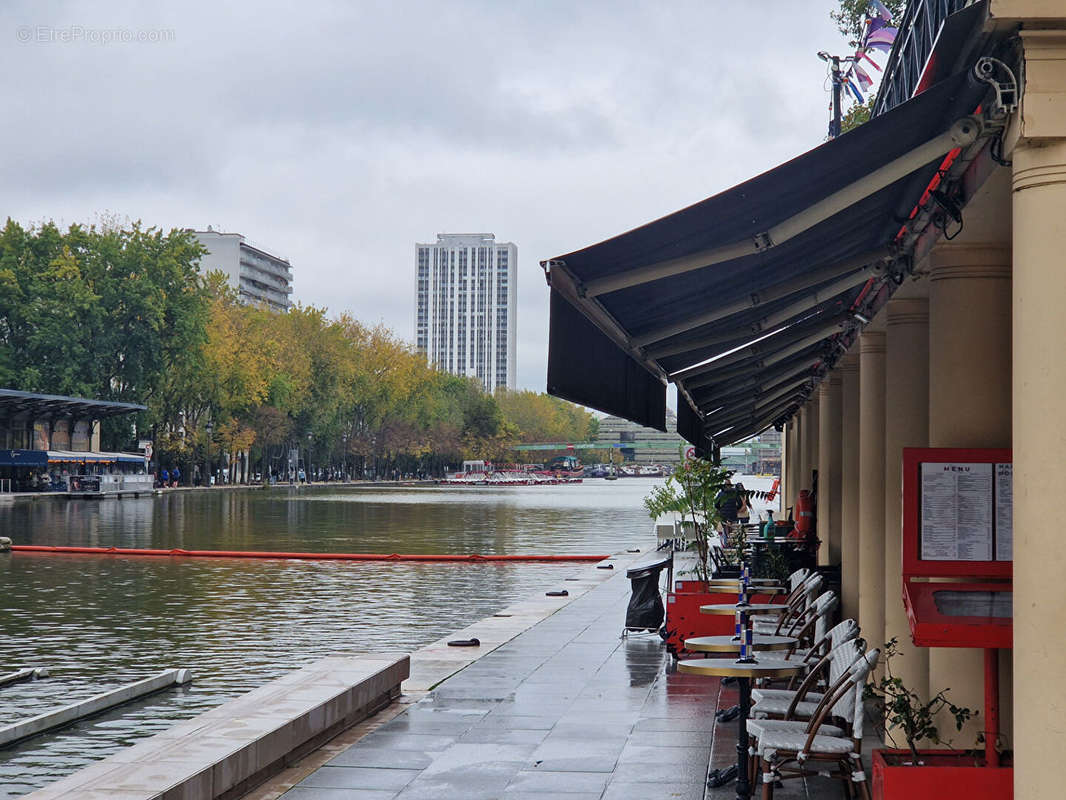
[
  {"left": 543, "top": 2, "right": 1065, "bottom": 797},
  {"left": 0, "top": 388, "right": 147, "bottom": 492}
]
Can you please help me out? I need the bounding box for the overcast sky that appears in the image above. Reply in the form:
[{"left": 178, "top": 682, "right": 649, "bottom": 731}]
[{"left": 3, "top": 1, "right": 849, "bottom": 394}]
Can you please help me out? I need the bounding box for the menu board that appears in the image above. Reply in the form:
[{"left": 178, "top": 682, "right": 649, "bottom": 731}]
[
  {"left": 995, "top": 463, "right": 1013, "bottom": 561},
  {"left": 920, "top": 463, "right": 993, "bottom": 561}
]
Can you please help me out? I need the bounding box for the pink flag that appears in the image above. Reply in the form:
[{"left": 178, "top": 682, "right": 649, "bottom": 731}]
[
  {"left": 867, "top": 27, "right": 897, "bottom": 47},
  {"left": 861, "top": 52, "right": 883, "bottom": 71},
  {"left": 852, "top": 63, "right": 874, "bottom": 90}
]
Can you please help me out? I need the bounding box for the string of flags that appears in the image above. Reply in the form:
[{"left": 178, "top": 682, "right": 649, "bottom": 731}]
[{"left": 842, "top": 0, "right": 899, "bottom": 104}]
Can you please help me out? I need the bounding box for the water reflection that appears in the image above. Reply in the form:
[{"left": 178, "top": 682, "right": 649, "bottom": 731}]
[{"left": 0, "top": 479, "right": 662, "bottom": 796}]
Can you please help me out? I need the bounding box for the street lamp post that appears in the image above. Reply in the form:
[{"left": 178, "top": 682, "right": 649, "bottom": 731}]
[
  {"left": 205, "top": 420, "right": 213, "bottom": 488},
  {"left": 817, "top": 51, "right": 857, "bottom": 140}
]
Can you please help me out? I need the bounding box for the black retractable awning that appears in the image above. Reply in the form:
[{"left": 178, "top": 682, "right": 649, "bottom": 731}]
[{"left": 544, "top": 66, "right": 995, "bottom": 446}]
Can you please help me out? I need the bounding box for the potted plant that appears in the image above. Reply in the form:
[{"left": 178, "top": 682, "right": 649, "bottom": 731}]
[
  {"left": 867, "top": 638, "right": 1012, "bottom": 799},
  {"left": 642, "top": 455, "right": 732, "bottom": 583},
  {"left": 645, "top": 457, "right": 783, "bottom": 656}
]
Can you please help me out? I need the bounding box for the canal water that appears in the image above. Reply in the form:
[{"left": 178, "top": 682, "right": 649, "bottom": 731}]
[{"left": 0, "top": 478, "right": 663, "bottom": 797}]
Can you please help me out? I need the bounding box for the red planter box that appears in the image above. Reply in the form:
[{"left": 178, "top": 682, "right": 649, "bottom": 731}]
[
  {"left": 871, "top": 749, "right": 1012, "bottom": 800},
  {"left": 664, "top": 584, "right": 782, "bottom": 658}
]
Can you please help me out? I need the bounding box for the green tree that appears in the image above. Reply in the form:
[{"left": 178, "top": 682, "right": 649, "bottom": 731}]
[
  {"left": 830, "top": 1, "right": 906, "bottom": 132},
  {"left": 0, "top": 220, "right": 211, "bottom": 451},
  {"left": 841, "top": 97, "right": 875, "bottom": 133},
  {"left": 831, "top": 0, "right": 906, "bottom": 48}
]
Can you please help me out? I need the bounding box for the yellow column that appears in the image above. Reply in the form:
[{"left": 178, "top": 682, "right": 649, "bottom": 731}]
[
  {"left": 804, "top": 394, "right": 820, "bottom": 493},
  {"left": 781, "top": 420, "right": 794, "bottom": 511},
  {"left": 884, "top": 296, "right": 929, "bottom": 700},
  {"left": 797, "top": 397, "right": 818, "bottom": 494},
  {"left": 858, "top": 331, "right": 886, "bottom": 651},
  {"left": 926, "top": 243, "right": 1012, "bottom": 747},
  {"left": 1013, "top": 111, "right": 1066, "bottom": 797},
  {"left": 839, "top": 353, "right": 860, "bottom": 621},
  {"left": 817, "top": 376, "right": 842, "bottom": 565},
  {"left": 787, "top": 419, "right": 798, "bottom": 508}
]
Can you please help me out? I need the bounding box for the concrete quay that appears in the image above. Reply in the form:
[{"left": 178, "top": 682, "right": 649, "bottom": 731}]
[
  {"left": 16, "top": 556, "right": 627, "bottom": 800},
  {"left": 259, "top": 554, "right": 848, "bottom": 800},
  {"left": 19, "top": 552, "right": 846, "bottom": 799},
  {"left": 21, "top": 656, "right": 410, "bottom": 800},
  {"left": 255, "top": 556, "right": 742, "bottom": 800}
]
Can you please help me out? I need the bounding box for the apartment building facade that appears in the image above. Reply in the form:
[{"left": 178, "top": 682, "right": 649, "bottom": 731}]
[
  {"left": 191, "top": 228, "right": 293, "bottom": 312},
  {"left": 415, "top": 233, "right": 516, "bottom": 392}
]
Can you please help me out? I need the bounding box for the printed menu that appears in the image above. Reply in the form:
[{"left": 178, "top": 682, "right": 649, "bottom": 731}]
[
  {"left": 920, "top": 463, "right": 993, "bottom": 561},
  {"left": 995, "top": 463, "right": 1013, "bottom": 561}
]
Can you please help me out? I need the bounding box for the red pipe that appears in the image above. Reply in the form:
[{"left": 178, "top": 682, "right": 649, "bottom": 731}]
[
  {"left": 9, "top": 545, "right": 609, "bottom": 563},
  {"left": 984, "top": 648, "right": 1000, "bottom": 768}
]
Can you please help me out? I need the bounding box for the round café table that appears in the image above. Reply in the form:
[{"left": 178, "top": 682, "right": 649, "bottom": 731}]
[
  {"left": 700, "top": 603, "right": 785, "bottom": 615},
  {"left": 703, "top": 580, "right": 788, "bottom": 593},
  {"left": 703, "top": 582, "right": 788, "bottom": 595},
  {"left": 678, "top": 657, "right": 806, "bottom": 800},
  {"left": 684, "top": 634, "right": 797, "bottom": 653}
]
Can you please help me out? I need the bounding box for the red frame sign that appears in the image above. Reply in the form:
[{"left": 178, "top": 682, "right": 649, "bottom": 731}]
[
  {"left": 901, "top": 447, "right": 1012, "bottom": 579},
  {"left": 901, "top": 447, "right": 1012, "bottom": 649}
]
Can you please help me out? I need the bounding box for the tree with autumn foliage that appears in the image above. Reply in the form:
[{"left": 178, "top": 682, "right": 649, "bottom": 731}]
[{"left": 0, "top": 218, "right": 597, "bottom": 483}]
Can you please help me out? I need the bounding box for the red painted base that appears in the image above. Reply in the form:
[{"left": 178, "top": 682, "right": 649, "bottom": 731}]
[
  {"left": 871, "top": 749, "right": 1013, "bottom": 800},
  {"left": 664, "top": 585, "right": 781, "bottom": 658}
]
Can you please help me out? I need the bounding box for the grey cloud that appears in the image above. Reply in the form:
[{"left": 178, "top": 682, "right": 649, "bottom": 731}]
[{"left": 2, "top": 0, "right": 850, "bottom": 393}]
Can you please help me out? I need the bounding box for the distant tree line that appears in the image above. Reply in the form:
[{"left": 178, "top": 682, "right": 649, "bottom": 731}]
[{"left": 0, "top": 220, "right": 597, "bottom": 482}]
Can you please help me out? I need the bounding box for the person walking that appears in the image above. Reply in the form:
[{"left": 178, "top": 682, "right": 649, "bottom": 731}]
[
  {"left": 735, "top": 482, "right": 751, "bottom": 524},
  {"left": 171, "top": 466, "right": 181, "bottom": 487},
  {"left": 160, "top": 468, "right": 169, "bottom": 488},
  {"left": 714, "top": 481, "right": 740, "bottom": 524}
]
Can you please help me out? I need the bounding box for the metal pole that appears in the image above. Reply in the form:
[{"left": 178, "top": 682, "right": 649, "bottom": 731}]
[
  {"left": 984, "top": 648, "right": 1000, "bottom": 767},
  {"left": 830, "top": 56, "right": 842, "bottom": 139}
]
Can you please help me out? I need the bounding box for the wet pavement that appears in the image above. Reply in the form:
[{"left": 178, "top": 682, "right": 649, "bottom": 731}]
[{"left": 279, "top": 568, "right": 838, "bottom": 800}]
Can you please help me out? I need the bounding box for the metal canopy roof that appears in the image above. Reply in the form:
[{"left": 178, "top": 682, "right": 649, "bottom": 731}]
[
  {"left": 0, "top": 389, "right": 146, "bottom": 420},
  {"left": 544, "top": 66, "right": 994, "bottom": 448}
]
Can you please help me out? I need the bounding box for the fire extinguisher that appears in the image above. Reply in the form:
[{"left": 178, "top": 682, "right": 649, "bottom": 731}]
[{"left": 790, "top": 489, "right": 814, "bottom": 539}]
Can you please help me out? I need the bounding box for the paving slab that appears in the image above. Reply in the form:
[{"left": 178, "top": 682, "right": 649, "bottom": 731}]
[
  {"left": 278, "top": 560, "right": 721, "bottom": 800},
  {"left": 265, "top": 555, "right": 874, "bottom": 800}
]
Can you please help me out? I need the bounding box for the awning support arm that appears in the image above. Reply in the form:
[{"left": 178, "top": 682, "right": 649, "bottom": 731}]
[
  {"left": 584, "top": 116, "right": 982, "bottom": 297},
  {"left": 690, "top": 357, "right": 822, "bottom": 406},
  {"left": 632, "top": 250, "right": 889, "bottom": 348},
  {"left": 645, "top": 266, "right": 881, "bottom": 360},
  {"left": 670, "top": 314, "right": 848, "bottom": 382}
]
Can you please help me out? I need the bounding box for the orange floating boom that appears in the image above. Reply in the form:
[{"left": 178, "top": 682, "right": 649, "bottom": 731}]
[{"left": 9, "top": 545, "right": 609, "bottom": 563}]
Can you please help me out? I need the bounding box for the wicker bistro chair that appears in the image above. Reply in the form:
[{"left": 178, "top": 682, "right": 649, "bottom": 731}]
[
  {"left": 752, "top": 587, "right": 834, "bottom": 643},
  {"left": 752, "top": 618, "right": 860, "bottom": 705},
  {"left": 748, "top": 636, "right": 866, "bottom": 723},
  {"left": 787, "top": 567, "right": 810, "bottom": 592},
  {"left": 751, "top": 573, "right": 824, "bottom": 630},
  {"left": 743, "top": 639, "right": 868, "bottom": 795},
  {"left": 754, "top": 648, "right": 879, "bottom": 799},
  {"left": 777, "top": 591, "right": 839, "bottom": 652}
]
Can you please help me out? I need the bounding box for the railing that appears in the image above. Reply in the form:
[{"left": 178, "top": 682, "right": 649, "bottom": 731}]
[{"left": 873, "top": 0, "right": 972, "bottom": 117}]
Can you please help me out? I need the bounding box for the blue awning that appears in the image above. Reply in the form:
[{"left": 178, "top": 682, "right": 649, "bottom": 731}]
[{"left": 0, "top": 449, "right": 48, "bottom": 467}]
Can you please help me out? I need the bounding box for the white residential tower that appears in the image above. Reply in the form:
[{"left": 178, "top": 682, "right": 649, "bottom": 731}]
[{"left": 415, "top": 233, "right": 517, "bottom": 392}]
